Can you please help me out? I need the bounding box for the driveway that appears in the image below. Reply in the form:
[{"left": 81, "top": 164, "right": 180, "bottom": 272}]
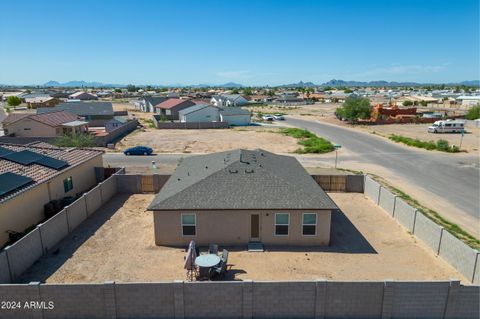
[{"left": 284, "top": 117, "right": 479, "bottom": 237}]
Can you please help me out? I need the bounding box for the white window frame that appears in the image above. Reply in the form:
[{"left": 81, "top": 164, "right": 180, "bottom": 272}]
[
  {"left": 274, "top": 213, "right": 289, "bottom": 236},
  {"left": 181, "top": 213, "right": 196, "bottom": 237},
  {"left": 166, "top": 109, "right": 171, "bottom": 115},
  {"left": 302, "top": 213, "right": 317, "bottom": 236}
]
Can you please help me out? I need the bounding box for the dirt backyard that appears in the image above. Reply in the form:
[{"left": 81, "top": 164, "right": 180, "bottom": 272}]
[
  {"left": 115, "top": 126, "right": 300, "bottom": 154},
  {"left": 18, "top": 193, "right": 468, "bottom": 283}
]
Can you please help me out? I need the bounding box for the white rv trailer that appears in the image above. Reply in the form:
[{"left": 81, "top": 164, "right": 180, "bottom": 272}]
[{"left": 428, "top": 119, "right": 465, "bottom": 133}]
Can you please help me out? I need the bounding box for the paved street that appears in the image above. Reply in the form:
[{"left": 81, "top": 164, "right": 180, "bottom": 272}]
[{"left": 103, "top": 118, "right": 480, "bottom": 236}]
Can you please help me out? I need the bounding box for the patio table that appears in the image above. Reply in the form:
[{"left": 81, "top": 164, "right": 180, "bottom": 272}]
[{"left": 195, "top": 254, "right": 221, "bottom": 268}]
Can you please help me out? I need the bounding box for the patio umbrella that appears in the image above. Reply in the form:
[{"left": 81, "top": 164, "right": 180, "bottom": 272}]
[{"left": 184, "top": 240, "right": 197, "bottom": 271}]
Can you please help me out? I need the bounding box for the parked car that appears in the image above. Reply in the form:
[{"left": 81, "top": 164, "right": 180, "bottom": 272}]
[
  {"left": 273, "top": 114, "right": 285, "bottom": 120},
  {"left": 428, "top": 120, "right": 465, "bottom": 133},
  {"left": 124, "top": 146, "right": 153, "bottom": 155},
  {"left": 262, "top": 115, "right": 275, "bottom": 121}
]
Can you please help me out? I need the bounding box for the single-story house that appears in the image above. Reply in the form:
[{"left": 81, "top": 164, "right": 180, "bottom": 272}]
[
  {"left": 275, "top": 95, "right": 304, "bottom": 104},
  {"left": 105, "top": 116, "right": 128, "bottom": 132},
  {"left": 219, "top": 107, "right": 251, "bottom": 126},
  {"left": 136, "top": 96, "right": 169, "bottom": 113},
  {"left": 178, "top": 104, "right": 220, "bottom": 123},
  {"left": 68, "top": 91, "right": 98, "bottom": 100},
  {"left": 25, "top": 97, "right": 60, "bottom": 109},
  {"left": 2, "top": 111, "right": 88, "bottom": 137},
  {"left": 210, "top": 94, "right": 249, "bottom": 107},
  {"left": 456, "top": 95, "right": 480, "bottom": 107},
  {"left": 147, "top": 149, "right": 337, "bottom": 247},
  {"left": 0, "top": 142, "right": 103, "bottom": 246},
  {"left": 155, "top": 99, "right": 196, "bottom": 120},
  {"left": 37, "top": 102, "right": 114, "bottom": 126}
]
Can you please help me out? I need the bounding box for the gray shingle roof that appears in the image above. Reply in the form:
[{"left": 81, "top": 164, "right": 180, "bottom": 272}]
[
  {"left": 148, "top": 149, "right": 337, "bottom": 211},
  {"left": 37, "top": 102, "right": 114, "bottom": 116},
  {"left": 145, "top": 96, "right": 168, "bottom": 106}
]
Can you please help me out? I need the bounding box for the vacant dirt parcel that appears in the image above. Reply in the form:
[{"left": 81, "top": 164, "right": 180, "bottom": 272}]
[
  {"left": 116, "top": 127, "right": 300, "bottom": 154},
  {"left": 18, "top": 193, "right": 467, "bottom": 283}
]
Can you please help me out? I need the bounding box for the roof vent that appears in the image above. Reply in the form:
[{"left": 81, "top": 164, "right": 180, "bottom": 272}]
[
  {"left": 245, "top": 169, "right": 254, "bottom": 174},
  {"left": 228, "top": 169, "right": 238, "bottom": 174}
]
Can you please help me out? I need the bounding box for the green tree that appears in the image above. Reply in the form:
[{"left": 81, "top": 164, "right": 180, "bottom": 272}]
[
  {"left": 7, "top": 96, "right": 21, "bottom": 107},
  {"left": 420, "top": 100, "right": 428, "bottom": 107},
  {"left": 230, "top": 88, "right": 239, "bottom": 94},
  {"left": 242, "top": 87, "right": 253, "bottom": 96},
  {"left": 344, "top": 88, "right": 353, "bottom": 94},
  {"left": 335, "top": 97, "right": 372, "bottom": 122},
  {"left": 54, "top": 134, "right": 95, "bottom": 148},
  {"left": 126, "top": 84, "right": 137, "bottom": 92},
  {"left": 465, "top": 105, "right": 480, "bottom": 120},
  {"left": 403, "top": 100, "right": 414, "bottom": 106}
]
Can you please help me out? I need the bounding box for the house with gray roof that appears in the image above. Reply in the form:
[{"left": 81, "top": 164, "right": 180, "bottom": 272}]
[
  {"left": 219, "top": 107, "right": 251, "bottom": 125},
  {"left": 136, "top": 96, "right": 169, "bottom": 112},
  {"left": 178, "top": 104, "right": 219, "bottom": 123},
  {"left": 148, "top": 149, "right": 337, "bottom": 247},
  {"left": 37, "top": 101, "right": 114, "bottom": 126}
]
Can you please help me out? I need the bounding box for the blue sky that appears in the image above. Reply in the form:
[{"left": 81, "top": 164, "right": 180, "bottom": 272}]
[{"left": 0, "top": 0, "right": 478, "bottom": 86}]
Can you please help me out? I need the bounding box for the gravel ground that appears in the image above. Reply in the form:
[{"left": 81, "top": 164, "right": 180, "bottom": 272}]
[{"left": 18, "top": 193, "right": 468, "bottom": 283}]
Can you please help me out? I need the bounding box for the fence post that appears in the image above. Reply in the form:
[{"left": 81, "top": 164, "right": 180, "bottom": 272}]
[
  {"left": 443, "top": 280, "right": 460, "bottom": 319},
  {"left": 83, "top": 194, "right": 89, "bottom": 217},
  {"left": 314, "top": 279, "right": 327, "bottom": 319},
  {"left": 381, "top": 280, "right": 394, "bottom": 319},
  {"left": 173, "top": 280, "right": 185, "bottom": 319},
  {"left": 36, "top": 224, "right": 46, "bottom": 256},
  {"left": 28, "top": 282, "right": 44, "bottom": 319},
  {"left": 4, "top": 247, "right": 13, "bottom": 283},
  {"left": 99, "top": 182, "right": 104, "bottom": 204},
  {"left": 242, "top": 280, "right": 253, "bottom": 319},
  {"left": 104, "top": 281, "right": 117, "bottom": 319}
]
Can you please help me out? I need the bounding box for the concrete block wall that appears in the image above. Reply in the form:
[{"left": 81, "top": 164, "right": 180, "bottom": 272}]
[
  {"left": 346, "top": 174, "right": 365, "bottom": 192},
  {"left": 85, "top": 185, "right": 102, "bottom": 215},
  {"left": 439, "top": 231, "right": 479, "bottom": 282},
  {"left": 252, "top": 281, "right": 316, "bottom": 318},
  {"left": 65, "top": 197, "right": 88, "bottom": 231},
  {"left": 364, "top": 175, "right": 381, "bottom": 204},
  {"left": 184, "top": 282, "right": 243, "bottom": 319},
  {"left": 4, "top": 229, "right": 43, "bottom": 281},
  {"left": 116, "top": 174, "right": 141, "bottom": 193},
  {"left": 391, "top": 197, "right": 417, "bottom": 232},
  {"left": 101, "top": 175, "right": 118, "bottom": 203},
  {"left": 363, "top": 175, "right": 480, "bottom": 284},
  {"left": 0, "top": 280, "right": 478, "bottom": 319},
  {"left": 115, "top": 283, "right": 174, "bottom": 319},
  {"left": 378, "top": 187, "right": 397, "bottom": 216},
  {"left": 37, "top": 210, "right": 69, "bottom": 253},
  {"left": 413, "top": 212, "right": 443, "bottom": 254},
  {"left": 0, "top": 251, "right": 10, "bottom": 283},
  {"left": 324, "top": 281, "right": 384, "bottom": 319},
  {"left": 0, "top": 173, "right": 118, "bottom": 283}
]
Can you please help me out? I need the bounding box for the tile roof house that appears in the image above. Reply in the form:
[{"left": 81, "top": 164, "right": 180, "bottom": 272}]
[
  {"left": 37, "top": 102, "right": 114, "bottom": 126},
  {"left": 148, "top": 149, "right": 337, "bottom": 246},
  {"left": 24, "top": 97, "right": 60, "bottom": 109},
  {"left": 0, "top": 143, "right": 103, "bottom": 246},
  {"left": 154, "top": 98, "right": 196, "bottom": 120},
  {"left": 2, "top": 111, "right": 88, "bottom": 137}
]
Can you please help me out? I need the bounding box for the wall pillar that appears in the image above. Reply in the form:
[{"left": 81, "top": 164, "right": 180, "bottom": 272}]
[
  {"left": 315, "top": 279, "right": 327, "bottom": 319},
  {"left": 103, "top": 281, "right": 117, "bottom": 319},
  {"left": 28, "top": 282, "right": 44, "bottom": 319},
  {"left": 173, "top": 280, "right": 185, "bottom": 319},
  {"left": 242, "top": 280, "right": 253, "bottom": 319},
  {"left": 381, "top": 280, "right": 394, "bottom": 319},
  {"left": 443, "top": 280, "right": 460, "bottom": 318}
]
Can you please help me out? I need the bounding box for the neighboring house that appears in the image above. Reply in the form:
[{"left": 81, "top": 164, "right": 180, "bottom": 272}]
[
  {"left": 210, "top": 94, "right": 249, "bottom": 107},
  {"left": 2, "top": 111, "right": 88, "bottom": 137},
  {"left": 178, "top": 104, "right": 220, "bottom": 123},
  {"left": 105, "top": 116, "right": 128, "bottom": 132},
  {"left": 456, "top": 95, "right": 480, "bottom": 107},
  {"left": 147, "top": 149, "right": 337, "bottom": 246},
  {"left": 25, "top": 97, "right": 60, "bottom": 109},
  {"left": 136, "top": 96, "right": 169, "bottom": 113},
  {"left": 219, "top": 107, "right": 251, "bottom": 126},
  {"left": 275, "top": 94, "right": 304, "bottom": 104},
  {"left": 0, "top": 142, "right": 103, "bottom": 246},
  {"left": 68, "top": 91, "right": 98, "bottom": 100},
  {"left": 18, "top": 92, "right": 51, "bottom": 102},
  {"left": 37, "top": 102, "right": 114, "bottom": 126},
  {"left": 155, "top": 99, "right": 196, "bottom": 120}
]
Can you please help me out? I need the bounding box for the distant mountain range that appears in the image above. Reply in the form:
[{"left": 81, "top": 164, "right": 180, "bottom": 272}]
[{"left": 1, "top": 79, "right": 476, "bottom": 89}]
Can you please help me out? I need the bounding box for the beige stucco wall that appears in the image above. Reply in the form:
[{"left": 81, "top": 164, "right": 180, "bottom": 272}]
[
  {"left": 153, "top": 209, "right": 331, "bottom": 247},
  {"left": 0, "top": 155, "right": 103, "bottom": 247},
  {"left": 3, "top": 118, "right": 57, "bottom": 137}
]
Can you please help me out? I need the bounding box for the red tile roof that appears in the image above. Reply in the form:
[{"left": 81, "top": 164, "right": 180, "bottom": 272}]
[
  {"left": 155, "top": 98, "right": 193, "bottom": 109},
  {"left": 2, "top": 111, "right": 81, "bottom": 127},
  {"left": 0, "top": 143, "right": 103, "bottom": 203}
]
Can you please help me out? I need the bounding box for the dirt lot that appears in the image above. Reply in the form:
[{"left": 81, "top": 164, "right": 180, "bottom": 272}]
[
  {"left": 19, "top": 193, "right": 467, "bottom": 283},
  {"left": 115, "top": 126, "right": 300, "bottom": 154}
]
